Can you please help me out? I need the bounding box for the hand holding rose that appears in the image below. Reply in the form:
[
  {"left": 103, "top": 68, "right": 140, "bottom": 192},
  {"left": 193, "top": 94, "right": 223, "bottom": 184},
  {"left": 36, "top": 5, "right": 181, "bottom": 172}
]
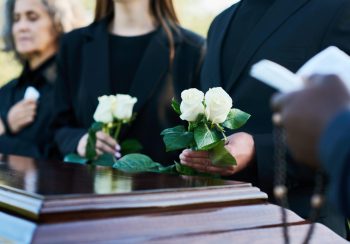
[
  {"left": 180, "top": 132, "right": 255, "bottom": 176},
  {"left": 77, "top": 132, "right": 121, "bottom": 158},
  {"left": 77, "top": 94, "right": 137, "bottom": 159},
  {"left": 162, "top": 87, "right": 251, "bottom": 175}
]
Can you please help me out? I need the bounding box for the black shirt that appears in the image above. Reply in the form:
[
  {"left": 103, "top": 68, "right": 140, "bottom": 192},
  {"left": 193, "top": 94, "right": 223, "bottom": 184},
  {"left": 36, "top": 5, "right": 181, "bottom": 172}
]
[
  {"left": 0, "top": 56, "right": 57, "bottom": 158},
  {"left": 109, "top": 31, "right": 156, "bottom": 94},
  {"left": 221, "top": 0, "right": 275, "bottom": 85}
]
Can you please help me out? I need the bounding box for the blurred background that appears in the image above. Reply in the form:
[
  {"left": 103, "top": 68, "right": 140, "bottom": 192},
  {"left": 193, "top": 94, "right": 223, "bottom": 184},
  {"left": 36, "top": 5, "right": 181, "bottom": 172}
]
[{"left": 0, "top": 0, "right": 238, "bottom": 87}]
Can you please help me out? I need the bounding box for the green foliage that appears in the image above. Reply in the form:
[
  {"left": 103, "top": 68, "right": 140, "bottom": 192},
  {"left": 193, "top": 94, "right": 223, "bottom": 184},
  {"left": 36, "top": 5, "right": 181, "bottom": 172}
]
[
  {"left": 161, "top": 125, "right": 194, "bottom": 151},
  {"left": 209, "top": 141, "right": 236, "bottom": 166},
  {"left": 86, "top": 122, "right": 103, "bottom": 160},
  {"left": 64, "top": 154, "right": 88, "bottom": 165},
  {"left": 113, "top": 154, "right": 161, "bottom": 173},
  {"left": 171, "top": 98, "right": 181, "bottom": 115},
  {"left": 222, "top": 109, "right": 251, "bottom": 130},
  {"left": 194, "top": 122, "right": 222, "bottom": 150},
  {"left": 92, "top": 153, "right": 117, "bottom": 167}
]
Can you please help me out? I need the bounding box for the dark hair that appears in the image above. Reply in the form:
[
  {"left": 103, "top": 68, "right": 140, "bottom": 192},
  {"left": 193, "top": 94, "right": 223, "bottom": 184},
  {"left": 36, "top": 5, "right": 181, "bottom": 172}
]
[{"left": 94, "top": 0, "right": 180, "bottom": 64}]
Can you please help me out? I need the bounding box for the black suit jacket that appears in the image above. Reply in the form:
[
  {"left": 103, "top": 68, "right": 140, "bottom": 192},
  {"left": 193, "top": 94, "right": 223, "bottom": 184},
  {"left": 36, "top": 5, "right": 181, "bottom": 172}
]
[
  {"left": 201, "top": 0, "right": 350, "bottom": 235},
  {"left": 0, "top": 58, "right": 57, "bottom": 159},
  {"left": 319, "top": 110, "right": 350, "bottom": 218},
  {"left": 51, "top": 18, "right": 205, "bottom": 164}
]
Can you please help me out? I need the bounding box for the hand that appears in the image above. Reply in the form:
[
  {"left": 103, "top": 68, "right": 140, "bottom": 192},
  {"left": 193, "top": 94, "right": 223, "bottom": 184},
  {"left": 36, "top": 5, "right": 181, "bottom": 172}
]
[
  {"left": 180, "top": 132, "right": 255, "bottom": 176},
  {"left": 0, "top": 118, "right": 5, "bottom": 135},
  {"left": 7, "top": 99, "right": 37, "bottom": 134},
  {"left": 77, "top": 131, "right": 121, "bottom": 158},
  {"left": 271, "top": 74, "right": 350, "bottom": 168}
]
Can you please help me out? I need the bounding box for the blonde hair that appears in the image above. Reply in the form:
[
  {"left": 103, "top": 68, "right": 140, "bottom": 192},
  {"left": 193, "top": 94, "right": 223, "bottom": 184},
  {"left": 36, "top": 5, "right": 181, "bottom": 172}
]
[{"left": 2, "top": 0, "right": 87, "bottom": 52}]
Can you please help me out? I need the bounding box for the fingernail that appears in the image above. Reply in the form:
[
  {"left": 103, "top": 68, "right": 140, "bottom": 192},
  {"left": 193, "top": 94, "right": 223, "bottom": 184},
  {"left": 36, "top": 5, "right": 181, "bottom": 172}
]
[
  {"left": 115, "top": 144, "right": 121, "bottom": 151},
  {"left": 115, "top": 152, "right": 121, "bottom": 159}
]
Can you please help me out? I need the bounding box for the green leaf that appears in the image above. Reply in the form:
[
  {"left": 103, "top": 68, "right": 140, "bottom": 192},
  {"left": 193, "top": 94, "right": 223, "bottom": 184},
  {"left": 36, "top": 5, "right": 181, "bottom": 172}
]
[
  {"left": 208, "top": 140, "right": 237, "bottom": 166},
  {"left": 188, "top": 114, "right": 206, "bottom": 131},
  {"left": 157, "top": 164, "right": 177, "bottom": 174},
  {"left": 121, "top": 139, "right": 143, "bottom": 155},
  {"left": 86, "top": 122, "right": 104, "bottom": 160},
  {"left": 171, "top": 98, "right": 181, "bottom": 115},
  {"left": 175, "top": 162, "right": 198, "bottom": 175},
  {"left": 194, "top": 122, "right": 222, "bottom": 150},
  {"left": 93, "top": 153, "right": 117, "bottom": 167},
  {"left": 113, "top": 153, "right": 162, "bottom": 173},
  {"left": 161, "top": 125, "right": 194, "bottom": 152},
  {"left": 64, "top": 153, "right": 89, "bottom": 165},
  {"left": 175, "top": 162, "right": 220, "bottom": 178},
  {"left": 222, "top": 109, "right": 251, "bottom": 130}
]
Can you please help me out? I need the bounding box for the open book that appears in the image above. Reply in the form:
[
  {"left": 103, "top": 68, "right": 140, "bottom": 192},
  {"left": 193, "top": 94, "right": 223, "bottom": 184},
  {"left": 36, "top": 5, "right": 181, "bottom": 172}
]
[{"left": 250, "top": 46, "right": 350, "bottom": 93}]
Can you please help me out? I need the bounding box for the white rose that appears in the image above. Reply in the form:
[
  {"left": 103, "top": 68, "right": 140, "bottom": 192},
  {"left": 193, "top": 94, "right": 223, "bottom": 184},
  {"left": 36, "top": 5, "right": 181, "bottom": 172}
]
[
  {"left": 113, "top": 94, "right": 137, "bottom": 121},
  {"left": 205, "top": 87, "right": 232, "bottom": 124},
  {"left": 93, "top": 95, "right": 116, "bottom": 123},
  {"left": 180, "top": 88, "right": 205, "bottom": 122}
]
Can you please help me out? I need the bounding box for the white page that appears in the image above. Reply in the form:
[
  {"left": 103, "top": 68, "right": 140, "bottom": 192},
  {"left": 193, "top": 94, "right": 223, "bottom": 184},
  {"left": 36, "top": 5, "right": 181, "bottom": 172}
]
[{"left": 250, "top": 46, "right": 350, "bottom": 93}]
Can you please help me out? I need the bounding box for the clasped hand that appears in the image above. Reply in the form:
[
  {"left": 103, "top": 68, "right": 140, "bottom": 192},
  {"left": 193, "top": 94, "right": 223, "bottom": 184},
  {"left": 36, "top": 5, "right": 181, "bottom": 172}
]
[{"left": 180, "top": 132, "right": 255, "bottom": 176}]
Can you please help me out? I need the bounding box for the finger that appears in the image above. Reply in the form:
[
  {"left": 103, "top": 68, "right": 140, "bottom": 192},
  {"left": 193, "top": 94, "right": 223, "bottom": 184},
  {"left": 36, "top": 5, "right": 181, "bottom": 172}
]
[
  {"left": 180, "top": 153, "right": 211, "bottom": 165},
  {"left": 95, "top": 139, "right": 116, "bottom": 154},
  {"left": 96, "top": 148, "right": 103, "bottom": 156},
  {"left": 206, "top": 165, "right": 236, "bottom": 176},
  {"left": 307, "top": 74, "right": 342, "bottom": 87},
  {"left": 22, "top": 99, "right": 37, "bottom": 106},
  {"left": 181, "top": 160, "right": 236, "bottom": 176},
  {"left": 180, "top": 160, "right": 208, "bottom": 172},
  {"left": 270, "top": 92, "right": 288, "bottom": 112},
  {"left": 96, "top": 132, "right": 117, "bottom": 148},
  {"left": 22, "top": 115, "right": 35, "bottom": 125},
  {"left": 181, "top": 149, "right": 209, "bottom": 158},
  {"left": 17, "top": 111, "right": 36, "bottom": 122},
  {"left": 115, "top": 143, "right": 121, "bottom": 152}
]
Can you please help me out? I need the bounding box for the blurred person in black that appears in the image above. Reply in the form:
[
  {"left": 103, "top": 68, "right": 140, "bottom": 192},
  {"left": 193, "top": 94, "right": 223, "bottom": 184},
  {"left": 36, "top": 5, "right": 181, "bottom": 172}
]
[
  {"left": 272, "top": 75, "right": 350, "bottom": 218},
  {"left": 0, "top": 0, "right": 86, "bottom": 158},
  {"left": 50, "top": 0, "right": 205, "bottom": 164},
  {"left": 179, "top": 0, "right": 350, "bottom": 236}
]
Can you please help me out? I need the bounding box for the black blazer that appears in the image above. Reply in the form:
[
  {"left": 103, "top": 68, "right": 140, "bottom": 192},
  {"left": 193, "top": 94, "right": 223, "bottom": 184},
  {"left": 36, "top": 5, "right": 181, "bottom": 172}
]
[
  {"left": 51, "top": 18, "right": 205, "bottom": 164},
  {"left": 319, "top": 111, "right": 350, "bottom": 218},
  {"left": 201, "top": 0, "right": 350, "bottom": 234},
  {"left": 0, "top": 58, "right": 57, "bottom": 159}
]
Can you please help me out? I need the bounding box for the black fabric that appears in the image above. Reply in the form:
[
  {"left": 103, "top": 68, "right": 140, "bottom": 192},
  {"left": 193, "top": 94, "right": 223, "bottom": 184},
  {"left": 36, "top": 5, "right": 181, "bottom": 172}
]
[
  {"left": 50, "top": 17, "right": 205, "bottom": 164},
  {"left": 221, "top": 0, "right": 274, "bottom": 85},
  {"left": 0, "top": 56, "right": 57, "bottom": 159},
  {"left": 319, "top": 110, "right": 350, "bottom": 218},
  {"left": 109, "top": 31, "right": 155, "bottom": 94},
  {"left": 201, "top": 0, "right": 350, "bottom": 236}
]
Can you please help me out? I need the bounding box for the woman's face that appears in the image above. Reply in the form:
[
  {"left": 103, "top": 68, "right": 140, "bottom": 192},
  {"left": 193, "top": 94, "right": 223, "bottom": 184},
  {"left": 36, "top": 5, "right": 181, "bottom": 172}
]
[{"left": 12, "top": 0, "right": 58, "bottom": 58}]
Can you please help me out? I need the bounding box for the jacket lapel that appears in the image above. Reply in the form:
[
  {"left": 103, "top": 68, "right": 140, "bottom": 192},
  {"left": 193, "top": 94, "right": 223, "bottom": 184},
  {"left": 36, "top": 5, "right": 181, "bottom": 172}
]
[
  {"left": 224, "top": 0, "right": 310, "bottom": 92},
  {"left": 80, "top": 18, "right": 111, "bottom": 105},
  {"left": 128, "top": 28, "right": 172, "bottom": 113},
  {"left": 201, "top": 5, "right": 238, "bottom": 90}
]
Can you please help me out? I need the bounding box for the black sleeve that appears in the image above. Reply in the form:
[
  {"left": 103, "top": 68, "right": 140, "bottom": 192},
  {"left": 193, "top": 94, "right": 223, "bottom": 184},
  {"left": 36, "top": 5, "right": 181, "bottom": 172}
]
[
  {"left": 0, "top": 135, "right": 40, "bottom": 158},
  {"left": 50, "top": 35, "right": 86, "bottom": 158},
  {"left": 321, "top": 0, "right": 350, "bottom": 54},
  {"left": 319, "top": 110, "right": 350, "bottom": 217},
  {"left": 0, "top": 82, "right": 15, "bottom": 136}
]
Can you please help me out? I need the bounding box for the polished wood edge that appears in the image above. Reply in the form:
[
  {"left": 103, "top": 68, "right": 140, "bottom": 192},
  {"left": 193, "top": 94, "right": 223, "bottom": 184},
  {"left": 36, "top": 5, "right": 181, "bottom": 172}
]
[
  {"left": 0, "top": 187, "right": 42, "bottom": 220},
  {"left": 0, "top": 212, "right": 36, "bottom": 243},
  {"left": 42, "top": 186, "right": 267, "bottom": 212},
  {"left": 38, "top": 199, "right": 269, "bottom": 223}
]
